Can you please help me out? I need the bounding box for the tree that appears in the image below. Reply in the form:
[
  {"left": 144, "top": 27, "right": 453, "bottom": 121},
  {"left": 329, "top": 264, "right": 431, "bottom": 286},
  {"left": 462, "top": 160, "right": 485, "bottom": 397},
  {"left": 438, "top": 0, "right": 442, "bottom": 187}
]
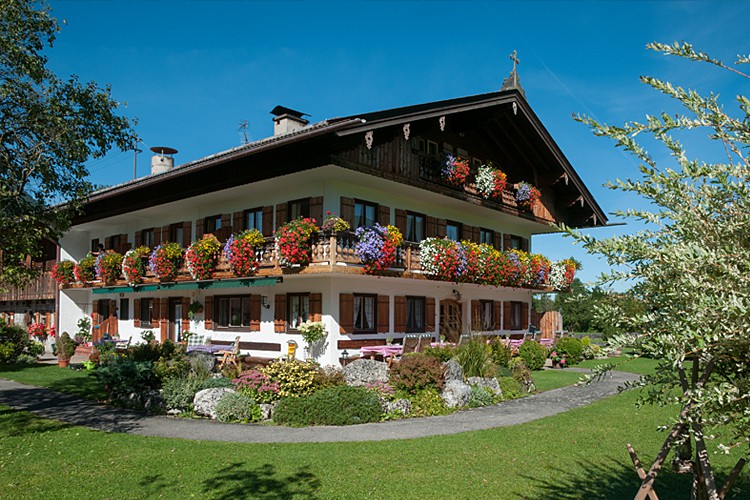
[
  {"left": 0, "top": 0, "right": 133, "bottom": 288},
  {"left": 567, "top": 42, "right": 750, "bottom": 498}
]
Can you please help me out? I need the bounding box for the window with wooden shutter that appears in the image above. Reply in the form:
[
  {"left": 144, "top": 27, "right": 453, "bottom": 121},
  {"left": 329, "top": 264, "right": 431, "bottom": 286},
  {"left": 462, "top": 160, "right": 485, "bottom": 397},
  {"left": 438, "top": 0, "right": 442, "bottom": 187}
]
[
  {"left": 134, "top": 230, "right": 142, "bottom": 247},
  {"left": 195, "top": 218, "right": 205, "bottom": 240},
  {"left": 310, "top": 292, "right": 322, "bottom": 322},
  {"left": 521, "top": 237, "right": 530, "bottom": 253},
  {"left": 204, "top": 296, "right": 213, "bottom": 330},
  {"left": 437, "top": 219, "right": 447, "bottom": 238},
  {"left": 425, "top": 297, "right": 435, "bottom": 333},
  {"left": 250, "top": 295, "right": 261, "bottom": 331},
  {"left": 181, "top": 297, "right": 190, "bottom": 333},
  {"left": 262, "top": 206, "right": 274, "bottom": 236},
  {"left": 503, "top": 301, "right": 512, "bottom": 330},
  {"left": 182, "top": 221, "right": 192, "bottom": 247},
  {"left": 110, "top": 299, "right": 118, "bottom": 336},
  {"left": 353, "top": 294, "right": 376, "bottom": 333},
  {"left": 377, "top": 295, "right": 389, "bottom": 334},
  {"left": 276, "top": 203, "right": 288, "bottom": 227},
  {"left": 394, "top": 209, "right": 407, "bottom": 237},
  {"left": 339, "top": 293, "right": 354, "bottom": 334},
  {"left": 274, "top": 294, "right": 286, "bottom": 332},
  {"left": 394, "top": 296, "right": 406, "bottom": 333},
  {"left": 233, "top": 211, "right": 243, "bottom": 232},
  {"left": 310, "top": 196, "right": 324, "bottom": 226},
  {"left": 378, "top": 205, "right": 390, "bottom": 226},
  {"left": 159, "top": 298, "right": 168, "bottom": 342},
  {"left": 494, "top": 301, "right": 503, "bottom": 331},
  {"left": 161, "top": 225, "right": 170, "bottom": 244},
  {"left": 340, "top": 197, "right": 355, "bottom": 228},
  {"left": 426, "top": 216, "right": 437, "bottom": 238},
  {"left": 471, "top": 300, "right": 481, "bottom": 330}
]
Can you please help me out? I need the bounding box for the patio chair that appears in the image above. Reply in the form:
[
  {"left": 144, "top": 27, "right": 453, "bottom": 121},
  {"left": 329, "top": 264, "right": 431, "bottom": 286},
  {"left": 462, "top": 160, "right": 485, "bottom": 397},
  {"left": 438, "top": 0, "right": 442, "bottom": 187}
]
[
  {"left": 457, "top": 334, "right": 472, "bottom": 346},
  {"left": 114, "top": 337, "right": 131, "bottom": 352},
  {"left": 217, "top": 336, "right": 240, "bottom": 371},
  {"left": 401, "top": 334, "right": 422, "bottom": 354}
]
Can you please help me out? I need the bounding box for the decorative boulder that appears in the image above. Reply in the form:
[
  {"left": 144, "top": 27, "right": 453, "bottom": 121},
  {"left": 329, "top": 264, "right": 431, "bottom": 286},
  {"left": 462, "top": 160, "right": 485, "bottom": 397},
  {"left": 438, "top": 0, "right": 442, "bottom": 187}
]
[
  {"left": 259, "top": 403, "right": 276, "bottom": 421},
  {"left": 342, "top": 358, "right": 389, "bottom": 386},
  {"left": 466, "top": 376, "right": 503, "bottom": 397},
  {"left": 441, "top": 380, "right": 471, "bottom": 408},
  {"left": 443, "top": 358, "right": 463, "bottom": 383},
  {"left": 384, "top": 398, "right": 412, "bottom": 416},
  {"left": 193, "top": 387, "right": 235, "bottom": 419},
  {"left": 187, "top": 351, "right": 216, "bottom": 373}
]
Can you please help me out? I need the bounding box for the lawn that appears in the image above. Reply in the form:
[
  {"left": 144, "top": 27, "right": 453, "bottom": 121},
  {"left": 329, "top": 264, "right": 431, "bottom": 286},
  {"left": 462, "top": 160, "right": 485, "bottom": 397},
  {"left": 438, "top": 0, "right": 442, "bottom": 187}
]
[
  {"left": 0, "top": 361, "right": 747, "bottom": 498},
  {"left": 0, "top": 363, "right": 106, "bottom": 401}
]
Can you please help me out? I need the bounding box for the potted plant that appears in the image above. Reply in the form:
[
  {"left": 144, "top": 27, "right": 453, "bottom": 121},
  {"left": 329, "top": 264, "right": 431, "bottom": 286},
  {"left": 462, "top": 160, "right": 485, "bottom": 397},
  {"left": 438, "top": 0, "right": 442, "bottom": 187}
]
[
  {"left": 187, "top": 300, "right": 203, "bottom": 319},
  {"left": 122, "top": 246, "right": 151, "bottom": 285},
  {"left": 321, "top": 211, "right": 351, "bottom": 234},
  {"left": 549, "top": 350, "right": 566, "bottom": 368},
  {"left": 354, "top": 223, "right": 403, "bottom": 275},
  {"left": 185, "top": 234, "right": 221, "bottom": 280},
  {"left": 275, "top": 217, "right": 318, "bottom": 266},
  {"left": 475, "top": 163, "right": 508, "bottom": 201},
  {"left": 297, "top": 320, "right": 327, "bottom": 359},
  {"left": 440, "top": 154, "right": 470, "bottom": 186},
  {"left": 515, "top": 181, "right": 541, "bottom": 210},
  {"left": 74, "top": 253, "right": 97, "bottom": 284},
  {"left": 149, "top": 242, "right": 183, "bottom": 281},
  {"left": 51, "top": 260, "right": 76, "bottom": 287},
  {"left": 95, "top": 251, "right": 124, "bottom": 284},
  {"left": 224, "top": 229, "right": 265, "bottom": 277},
  {"left": 27, "top": 322, "right": 47, "bottom": 342},
  {"left": 55, "top": 332, "right": 78, "bottom": 368}
]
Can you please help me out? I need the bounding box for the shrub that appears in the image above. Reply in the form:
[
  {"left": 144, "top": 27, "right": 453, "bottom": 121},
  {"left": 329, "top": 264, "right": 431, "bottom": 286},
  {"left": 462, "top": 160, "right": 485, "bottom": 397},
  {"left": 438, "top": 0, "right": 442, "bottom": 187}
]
[
  {"left": 261, "top": 360, "right": 318, "bottom": 398},
  {"left": 25, "top": 340, "right": 45, "bottom": 357},
  {"left": 408, "top": 388, "right": 451, "bottom": 417},
  {"left": 312, "top": 366, "right": 346, "bottom": 390},
  {"left": 422, "top": 344, "right": 457, "bottom": 363},
  {"left": 215, "top": 391, "right": 262, "bottom": 423},
  {"left": 518, "top": 341, "right": 547, "bottom": 371},
  {"left": 582, "top": 343, "right": 602, "bottom": 360},
  {"left": 233, "top": 369, "right": 281, "bottom": 404},
  {"left": 273, "top": 385, "right": 382, "bottom": 426},
  {"left": 555, "top": 337, "right": 584, "bottom": 365},
  {"left": 468, "top": 385, "right": 495, "bottom": 408},
  {"left": 0, "top": 320, "right": 29, "bottom": 363},
  {"left": 457, "top": 338, "right": 496, "bottom": 378},
  {"left": 162, "top": 374, "right": 230, "bottom": 411},
  {"left": 94, "top": 357, "right": 159, "bottom": 401},
  {"left": 389, "top": 353, "right": 445, "bottom": 395},
  {"left": 489, "top": 337, "right": 512, "bottom": 368},
  {"left": 497, "top": 376, "right": 524, "bottom": 400},
  {"left": 364, "top": 381, "right": 396, "bottom": 401},
  {"left": 15, "top": 353, "right": 38, "bottom": 364},
  {"left": 56, "top": 332, "right": 77, "bottom": 360},
  {"left": 509, "top": 358, "right": 533, "bottom": 390}
]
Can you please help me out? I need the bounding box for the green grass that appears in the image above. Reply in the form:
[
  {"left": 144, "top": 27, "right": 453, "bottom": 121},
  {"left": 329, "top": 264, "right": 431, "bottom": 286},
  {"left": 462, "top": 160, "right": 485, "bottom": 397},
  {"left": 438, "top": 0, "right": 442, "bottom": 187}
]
[
  {"left": 0, "top": 390, "right": 747, "bottom": 498},
  {"left": 532, "top": 369, "right": 587, "bottom": 392},
  {"left": 0, "top": 363, "right": 106, "bottom": 401},
  {"left": 578, "top": 355, "right": 659, "bottom": 375}
]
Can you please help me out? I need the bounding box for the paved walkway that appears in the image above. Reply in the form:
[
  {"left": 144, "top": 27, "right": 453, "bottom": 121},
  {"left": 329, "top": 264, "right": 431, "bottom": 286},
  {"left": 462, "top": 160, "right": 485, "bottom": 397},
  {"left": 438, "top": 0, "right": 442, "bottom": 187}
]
[{"left": 0, "top": 368, "right": 639, "bottom": 444}]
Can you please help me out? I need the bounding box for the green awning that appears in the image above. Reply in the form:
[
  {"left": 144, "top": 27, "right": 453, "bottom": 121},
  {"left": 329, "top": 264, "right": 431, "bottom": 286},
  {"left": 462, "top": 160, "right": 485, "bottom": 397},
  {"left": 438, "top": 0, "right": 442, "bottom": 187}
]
[{"left": 92, "top": 276, "right": 282, "bottom": 294}]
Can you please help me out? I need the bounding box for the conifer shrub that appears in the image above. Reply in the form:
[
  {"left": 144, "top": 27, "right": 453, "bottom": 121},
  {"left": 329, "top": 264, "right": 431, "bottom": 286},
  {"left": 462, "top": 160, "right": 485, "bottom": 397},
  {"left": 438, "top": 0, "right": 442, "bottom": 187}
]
[{"left": 273, "top": 385, "right": 382, "bottom": 426}]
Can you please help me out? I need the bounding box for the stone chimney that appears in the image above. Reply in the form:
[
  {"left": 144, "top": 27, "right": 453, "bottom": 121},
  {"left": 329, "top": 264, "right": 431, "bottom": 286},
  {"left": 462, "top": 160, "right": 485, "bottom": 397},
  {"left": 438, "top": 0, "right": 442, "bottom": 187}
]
[{"left": 271, "top": 106, "right": 309, "bottom": 136}]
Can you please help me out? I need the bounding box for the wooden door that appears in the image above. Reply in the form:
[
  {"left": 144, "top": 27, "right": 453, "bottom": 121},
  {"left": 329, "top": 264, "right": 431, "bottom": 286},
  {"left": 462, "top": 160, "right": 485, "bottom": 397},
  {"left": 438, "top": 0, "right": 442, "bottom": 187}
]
[{"left": 440, "top": 299, "right": 462, "bottom": 343}]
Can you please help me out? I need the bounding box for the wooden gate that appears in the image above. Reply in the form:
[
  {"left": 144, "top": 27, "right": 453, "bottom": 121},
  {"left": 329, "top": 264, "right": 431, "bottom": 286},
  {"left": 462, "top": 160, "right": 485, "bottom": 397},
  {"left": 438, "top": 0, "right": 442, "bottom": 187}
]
[{"left": 530, "top": 310, "right": 562, "bottom": 339}]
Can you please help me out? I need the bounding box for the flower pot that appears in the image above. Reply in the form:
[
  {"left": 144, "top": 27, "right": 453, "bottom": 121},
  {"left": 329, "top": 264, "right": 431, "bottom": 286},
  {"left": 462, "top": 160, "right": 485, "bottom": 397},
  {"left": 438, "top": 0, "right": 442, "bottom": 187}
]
[
  {"left": 58, "top": 358, "right": 70, "bottom": 368},
  {"left": 552, "top": 359, "right": 560, "bottom": 368}
]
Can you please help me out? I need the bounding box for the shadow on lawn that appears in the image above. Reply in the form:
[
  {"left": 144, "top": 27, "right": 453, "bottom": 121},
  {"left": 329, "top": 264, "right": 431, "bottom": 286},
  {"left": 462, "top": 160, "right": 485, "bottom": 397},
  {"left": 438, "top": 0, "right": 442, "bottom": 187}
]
[
  {"left": 522, "top": 456, "right": 749, "bottom": 500},
  {"left": 0, "top": 407, "right": 72, "bottom": 437},
  {"left": 201, "top": 462, "right": 321, "bottom": 499}
]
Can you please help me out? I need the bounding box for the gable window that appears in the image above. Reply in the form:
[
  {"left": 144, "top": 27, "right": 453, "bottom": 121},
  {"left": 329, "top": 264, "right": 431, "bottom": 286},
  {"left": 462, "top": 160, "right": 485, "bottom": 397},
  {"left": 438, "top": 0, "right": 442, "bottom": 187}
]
[
  {"left": 479, "top": 228, "right": 493, "bottom": 246},
  {"left": 406, "top": 212, "right": 425, "bottom": 242},
  {"left": 354, "top": 294, "right": 376, "bottom": 332},
  {"left": 288, "top": 199, "right": 310, "bottom": 220},
  {"left": 480, "top": 300, "right": 494, "bottom": 331},
  {"left": 204, "top": 214, "right": 222, "bottom": 234},
  {"left": 287, "top": 293, "right": 310, "bottom": 330},
  {"left": 244, "top": 208, "right": 263, "bottom": 232},
  {"left": 142, "top": 228, "right": 155, "bottom": 249},
  {"left": 139, "top": 298, "right": 153, "bottom": 327},
  {"left": 216, "top": 295, "right": 252, "bottom": 328},
  {"left": 446, "top": 221, "right": 461, "bottom": 241},
  {"left": 510, "top": 301, "right": 523, "bottom": 330},
  {"left": 354, "top": 200, "right": 377, "bottom": 228},
  {"left": 406, "top": 296, "right": 425, "bottom": 333},
  {"left": 169, "top": 223, "right": 184, "bottom": 244}
]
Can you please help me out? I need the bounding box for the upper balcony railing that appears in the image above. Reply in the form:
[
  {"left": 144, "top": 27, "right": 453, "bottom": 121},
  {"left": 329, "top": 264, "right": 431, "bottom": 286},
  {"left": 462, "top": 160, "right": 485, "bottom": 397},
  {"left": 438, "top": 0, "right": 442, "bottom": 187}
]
[{"left": 0, "top": 270, "right": 57, "bottom": 301}]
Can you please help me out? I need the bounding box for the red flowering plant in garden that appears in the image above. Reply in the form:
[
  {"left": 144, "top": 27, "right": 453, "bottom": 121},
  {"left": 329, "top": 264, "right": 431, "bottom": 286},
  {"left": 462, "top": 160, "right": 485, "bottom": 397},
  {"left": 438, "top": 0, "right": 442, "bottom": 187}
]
[
  {"left": 74, "top": 253, "right": 97, "bottom": 283},
  {"left": 476, "top": 163, "right": 508, "bottom": 200},
  {"left": 186, "top": 235, "right": 221, "bottom": 280},
  {"left": 354, "top": 224, "right": 404, "bottom": 275},
  {"left": 149, "top": 242, "right": 183, "bottom": 280},
  {"left": 224, "top": 229, "right": 265, "bottom": 277},
  {"left": 122, "top": 246, "right": 151, "bottom": 285},
  {"left": 95, "top": 252, "right": 124, "bottom": 283},
  {"left": 440, "top": 154, "right": 471, "bottom": 186},
  {"left": 51, "top": 260, "right": 75, "bottom": 287},
  {"left": 515, "top": 181, "right": 542, "bottom": 210},
  {"left": 28, "top": 322, "right": 47, "bottom": 340},
  {"left": 275, "top": 217, "right": 318, "bottom": 266}
]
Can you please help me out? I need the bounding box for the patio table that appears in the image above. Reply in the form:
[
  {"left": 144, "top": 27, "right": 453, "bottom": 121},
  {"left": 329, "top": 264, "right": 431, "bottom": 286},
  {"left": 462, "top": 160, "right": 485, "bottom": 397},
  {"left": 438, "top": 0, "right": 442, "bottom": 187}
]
[
  {"left": 187, "top": 344, "right": 226, "bottom": 354},
  {"left": 360, "top": 345, "right": 403, "bottom": 359},
  {"left": 539, "top": 338, "right": 554, "bottom": 348}
]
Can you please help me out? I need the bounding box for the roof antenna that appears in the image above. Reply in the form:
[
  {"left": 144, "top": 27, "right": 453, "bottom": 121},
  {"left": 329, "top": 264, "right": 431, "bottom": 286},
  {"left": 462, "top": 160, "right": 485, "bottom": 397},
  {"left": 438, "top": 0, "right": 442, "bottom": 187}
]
[{"left": 239, "top": 120, "right": 250, "bottom": 145}]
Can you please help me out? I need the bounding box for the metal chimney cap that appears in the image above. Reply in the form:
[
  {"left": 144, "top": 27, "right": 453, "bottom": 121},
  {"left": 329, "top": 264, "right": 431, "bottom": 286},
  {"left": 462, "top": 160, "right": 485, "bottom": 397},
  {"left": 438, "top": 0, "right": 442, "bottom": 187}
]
[
  {"left": 150, "top": 146, "right": 178, "bottom": 155},
  {"left": 270, "top": 106, "right": 308, "bottom": 119}
]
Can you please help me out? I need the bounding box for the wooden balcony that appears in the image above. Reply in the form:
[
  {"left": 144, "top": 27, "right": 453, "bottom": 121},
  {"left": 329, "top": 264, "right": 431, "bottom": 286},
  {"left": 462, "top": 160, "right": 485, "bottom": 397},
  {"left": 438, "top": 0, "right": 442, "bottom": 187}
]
[{"left": 0, "top": 271, "right": 57, "bottom": 301}]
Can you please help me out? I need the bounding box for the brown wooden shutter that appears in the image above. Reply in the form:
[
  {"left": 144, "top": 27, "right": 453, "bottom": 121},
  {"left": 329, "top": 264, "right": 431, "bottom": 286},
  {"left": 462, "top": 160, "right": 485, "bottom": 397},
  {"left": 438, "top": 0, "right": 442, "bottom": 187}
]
[
  {"left": 150, "top": 298, "right": 160, "bottom": 330},
  {"left": 262, "top": 206, "right": 274, "bottom": 236},
  {"left": 276, "top": 203, "right": 288, "bottom": 227},
  {"left": 463, "top": 225, "right": 477, "bottom": 243},
  {"left": 181, "top": 297, "right": 190, "bottom": 333},
  {"left": 92, "top": 300, "right": 101, "bottom": 342},
  {"left": 134, "top": 230, "right": 142, "bottom": 247},
  {"left": 233, "top": 212, "right": 243, "bottom": 233},
  {"left": 521, "top": 237, "right": 530, "bottom": 253},
  {"left": 471, "top": 300, "right": 481, "bottom": 330},
  {"left": 503, "top": 301, "right": 512, "bottom": 330},
  {"left": 378, "top": 205, "right": 390, "bottom": 226},
  {"left": 339, "top": 293, "right": 354, "bottom": 334},
  {"left": 204, "top": 296, "right": 213, "bottom": 330},
  {"left": 310, "top": 197, "right": 324, "bottom": 227},
  {"left": 394, "top": 296, "right": 406, "bottom": 333},
  {"left": 133, "top": 298, "right": 141, "bottom": 327},
  {"left": 503, "top": 234, "right": 512, "bottom": 251},
  {"left": 377, "top": 295, "right": 389, "bottom": 333},
  {"left": 250, "top": 295, "right": 261, "bottom": 331},
  {"left": 274, "top": 294, "right": 287, "bottom": 333},
  {"left": 395, "top": 209, "right": 407, "bottom": 236},
  {"left": 425, "top": 297, "right": 435, "bottom": 333},
  {"left": 120, "top": 234, "right": 131, "bottom": 252},
  {"left": 493, "top": 232, "right": 502, "bottom": 250},
  {"left": 310, "top": 293, "right": 322, "bottom": 322},
  {"left": 104, "top": 236, "right": 112, "bottom": 250},
  {"left": 159, "top": 298, "right": 168, "bottom": 342},
  {"left": 110, "top": 300, "right": 118, "bottom": 336},
  {"left": 436, "top": 219, "right": 447, "bottom": 238},
  {"left": 426, "top": 216, "right": 437, "bottom": 238},
  {"left": 195, "top": 219, "right": 204, "bottom": 240},
  {"left": 183, "top": 221, "right": 192, "bottom": 247},
  {"left": 340, "top": 197, "right": 355, "bottom": 228},
  {"left": 521, "top": 302, "right": 530, "bottom": 330},
  {"left": 494, "top": 301, "right": 503, "bottom": 331},
  {"left": 161, "top": 225, "right": 170, "bottom": 244}
]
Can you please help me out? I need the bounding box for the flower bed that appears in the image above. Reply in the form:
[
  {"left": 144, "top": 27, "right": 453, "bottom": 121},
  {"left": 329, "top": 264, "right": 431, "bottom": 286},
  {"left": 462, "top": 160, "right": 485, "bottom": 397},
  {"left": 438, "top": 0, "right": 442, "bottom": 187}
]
[
  {"left": 354, "top": 224, "right": 403, "bottom": 274},
  {"left": 186, "top": 235, "right": 221, "bottom": 280},
  {"left": 149, "top": 242, "right": 183, "bottom": 281},
  {"left": 275, "top": 217, "right": 318, "bottom": 266},
  {"left": 224, "top": 229, "right": 264, "bottom": 277},
  {"left": 476, "top": 163, "right": 508, "bottom": 200}
]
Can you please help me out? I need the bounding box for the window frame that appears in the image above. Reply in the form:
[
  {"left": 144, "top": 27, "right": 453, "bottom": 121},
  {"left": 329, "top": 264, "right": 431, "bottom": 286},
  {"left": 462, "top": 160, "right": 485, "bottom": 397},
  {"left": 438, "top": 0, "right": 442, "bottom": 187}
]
[
  {"left": 287, "top": 293, "right": 311, "bottom": 331},
  {"left": 353, "top": 199, "right": 378, "bottom": 229},
  {"left": 510, "top": 301, "right": 523, "bottom": 330},
  {"left": 204, "top": 214, "right": 222, "bottom": 234},
  {"left": 405, "top": 296, "right": 426, "bottom": 333},
  {"left": 405, "top": 211, "right": 425, "bottom": 243},
  {"left": 479, "top": 228, "right": 493, "bottom": 246},
  {"left": 169, "top": 223, "right": 184, "bottom": 244},
  {"left": 479, "top": 300, "right": 494, "bottom": 331},
  {"left": 509, "top": 235, "right": 523, "bottom": 250},
  {"left": 244, "top": 207, "right": 263, "bottom": 232},
  {"left": 139, "top": 298, "right": 153, "bottom": 328},
  {"left": 353, "top": 293, "right": 377, "bottom": 333},
  {"left": 288, "top": 198, "right": 311, "bottom": 220},
  {"left": 214, "top": 295, "right": 253, "bottom": 330},
  {"left": 141, "top": 228, "right": 155, "bottom": 249},
  {"left": 120, "top": 298, "right": 130, "bottom": 321},
  {"left": 446, "top": 220, "right": 461, "bottom": 241}
]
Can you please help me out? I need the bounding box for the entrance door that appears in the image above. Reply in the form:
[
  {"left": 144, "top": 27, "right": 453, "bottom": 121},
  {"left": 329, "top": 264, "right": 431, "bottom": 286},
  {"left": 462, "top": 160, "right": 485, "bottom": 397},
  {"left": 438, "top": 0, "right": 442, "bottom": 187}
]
[
  {"left": 440, "top": 299, "right": 462, "bottom": 343},
  {"left": 168, "top": 298, "right": 183, "bottom": 343}
]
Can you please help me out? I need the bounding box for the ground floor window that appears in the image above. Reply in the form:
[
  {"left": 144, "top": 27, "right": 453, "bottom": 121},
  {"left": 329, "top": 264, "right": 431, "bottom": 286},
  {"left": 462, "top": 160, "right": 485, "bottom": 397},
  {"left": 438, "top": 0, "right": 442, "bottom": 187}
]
[
  {"left": 510, "top": 301, "right": 523, "bottom": 330},
  {"left": 216, "top": 296, "right": 251, "bottom": 328},
  {"left": 139, "top": 298, "right": 153, "bottom": 327},
  {"left": 406, "top": 296, "right": 425, "bottom": 332},
  {"left": 480, "top": 300, "right": 494, "bottom": 330},
  {"left": 287, "top": 293, "right": 310, "bottom": 330},
  {"left": 354, "top": 294, "right": 376, "bottom": 332}
]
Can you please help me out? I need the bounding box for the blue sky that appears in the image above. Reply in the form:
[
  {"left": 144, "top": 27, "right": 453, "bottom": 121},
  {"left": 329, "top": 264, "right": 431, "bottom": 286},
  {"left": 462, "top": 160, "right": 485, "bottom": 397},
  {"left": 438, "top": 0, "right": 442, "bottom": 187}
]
[{"left": 47, "top": 1, "right": 749, "bottom": 288}]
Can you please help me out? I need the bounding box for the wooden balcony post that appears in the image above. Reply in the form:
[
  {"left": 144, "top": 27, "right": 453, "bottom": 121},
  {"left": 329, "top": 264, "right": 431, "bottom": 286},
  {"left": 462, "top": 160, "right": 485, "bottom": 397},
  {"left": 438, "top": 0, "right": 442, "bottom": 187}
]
[
  {"left": 405, "top": 246, "right": 412, "bottom": 275},
  {"left": 330, "top": 235, "right": 337, "bottom": 271}
]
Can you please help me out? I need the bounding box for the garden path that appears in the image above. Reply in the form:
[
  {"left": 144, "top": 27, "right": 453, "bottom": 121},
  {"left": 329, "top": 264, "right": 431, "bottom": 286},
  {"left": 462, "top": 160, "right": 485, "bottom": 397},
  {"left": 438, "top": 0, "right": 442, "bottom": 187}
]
[{"left": 0, "top": 369, "right": 640, "bottom": 443}]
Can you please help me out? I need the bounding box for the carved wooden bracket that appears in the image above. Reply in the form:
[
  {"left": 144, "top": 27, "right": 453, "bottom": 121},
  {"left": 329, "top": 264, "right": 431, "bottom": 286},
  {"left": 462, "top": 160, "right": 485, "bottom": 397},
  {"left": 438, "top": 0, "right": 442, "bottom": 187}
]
[
  {"left": 365, "top": 130, "right": 374, "bottom": 150},
  {"left": 403, "top": 123, "right": 410, "bottom": 141},
  {"left": 512, "top": 102, "right": 517, "bottom": 115},
  {"left": 439, "top": 116, "right": 446, "bottom": 132}
]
